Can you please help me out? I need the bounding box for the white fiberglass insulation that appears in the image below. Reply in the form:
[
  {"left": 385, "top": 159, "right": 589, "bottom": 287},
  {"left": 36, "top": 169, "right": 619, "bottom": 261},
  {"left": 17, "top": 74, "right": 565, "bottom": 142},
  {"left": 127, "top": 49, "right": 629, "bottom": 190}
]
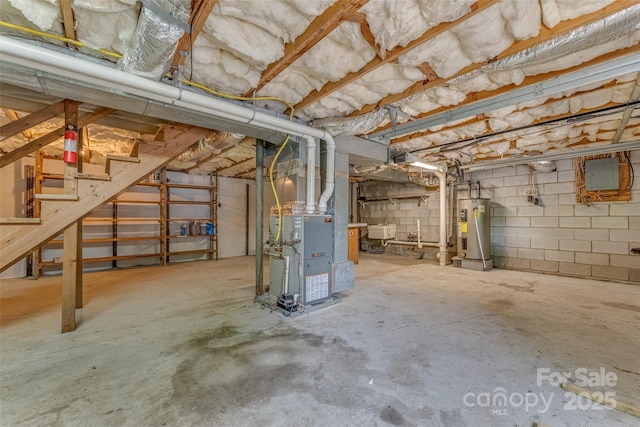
[
  {"left": 1, "top": 0, "right": 638, "bottom": 168},
  {"left": 396, "top": 72, "right": 638, "bottom": 160}
]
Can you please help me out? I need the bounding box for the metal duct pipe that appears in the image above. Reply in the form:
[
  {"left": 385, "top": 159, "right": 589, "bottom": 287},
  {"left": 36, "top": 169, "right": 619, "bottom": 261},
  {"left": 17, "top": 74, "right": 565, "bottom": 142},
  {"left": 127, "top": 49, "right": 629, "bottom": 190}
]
[
  {"left": 303, "top": 135, "right": 316, "bottom": 214},
  {"left": 318, "top": 136, "right": 335, "bottom": 214},
  {"left": 0, "top": 36, "right": 335, "bottom": 148},
  {"left": 120, "top": 0, "right": 190, "bottom": 80}
]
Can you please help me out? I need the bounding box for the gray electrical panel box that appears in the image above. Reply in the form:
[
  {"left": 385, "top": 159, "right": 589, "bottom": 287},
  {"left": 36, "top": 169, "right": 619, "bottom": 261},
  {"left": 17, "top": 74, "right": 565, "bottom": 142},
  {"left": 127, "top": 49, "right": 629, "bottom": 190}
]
[{"left": 585, "top": 157, "right": 619, "bottom": 191}]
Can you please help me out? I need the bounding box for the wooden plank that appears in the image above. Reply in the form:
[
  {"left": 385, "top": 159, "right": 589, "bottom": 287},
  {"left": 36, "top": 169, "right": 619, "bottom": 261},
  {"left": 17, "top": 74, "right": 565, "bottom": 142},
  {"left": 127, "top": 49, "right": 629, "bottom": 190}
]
[
  {"left": 0, "top": 218, "right": 41, "bottom": 224},
  {"left": 1, "top": 108, "right": 33, "bottom": 139},
  {"left": 0, "top": 100, "right": 65, "bottom": 140},
  {"left": 246, "top": 0, "right": 370, "bottom": 96},
  {"left": 1, "top": 125, "right": 210, "bottom": 273},
  {"left": 74, "top": 173, "right": 111, "bottom": 181},
  {"left": 75, "top": 220, "right": 83, "bottom": 309},
  {"left": 357, "top": 14, "right": 383, "bottom": 59},
  {"left": 350, "top": 0, "right": 640, "bottom": 117},
  {"left": 561, "top": 382, "right": 640, "bottom": 418},
  {"left": 419, "top": 62, "right": 438, "bottom": 82},
  {"left": 60, "top": 0, "right": 76, "bottom": 41},
  {"left": 293, "top": 0, "right": 498, "bottom": 111},
  {"left": 0, "top": 106, "right": 114, "bottom": 169},
  {"left": 35, "top": 194, "right": 79, "bottom": 201},
  {"left": 171, "top": 0, "right": 219, "bottom": 71},
  {"left": 61, "top": 221, "right": 80, "bottom": 333}
]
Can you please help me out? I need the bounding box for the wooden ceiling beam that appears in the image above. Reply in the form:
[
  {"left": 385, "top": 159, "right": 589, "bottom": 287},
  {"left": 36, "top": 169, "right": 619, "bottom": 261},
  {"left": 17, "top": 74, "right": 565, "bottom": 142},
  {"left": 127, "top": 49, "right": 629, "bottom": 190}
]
[
  {"left": 1, "top": 108, "right": 33, "bottom": 139},
  {"left": 0, "top": 100, "right": 65, "bottom": 140},
  {"left": 0, "top": 106, "right": 115, "bottom": 168},
  {"left": 293, "top": 0, "right": 499, "bottom": 111},
  {"left": 354, "top": 13, "right": 383, "bottom": 59},
  {"left": 389, "top": 43, "right": 640, "bottom": 144},
  {"left": 170, "top": 0, "right": 219, "bottom": 72},
  {"left": 351, "top": 0, "right": 639, "bottom": 117},
  {"left": 246, "top": 0, "right": 369, "bottom": 97},
  {"left": 60, "top": 0, "right": 76, "bottom": 41}
]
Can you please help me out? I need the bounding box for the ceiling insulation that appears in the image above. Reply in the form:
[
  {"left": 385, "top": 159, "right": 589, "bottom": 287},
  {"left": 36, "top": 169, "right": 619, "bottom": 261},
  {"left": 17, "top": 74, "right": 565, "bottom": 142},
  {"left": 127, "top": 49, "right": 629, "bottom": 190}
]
[{"left": 1, "top": 0, "right": 639, "bottom": 177}]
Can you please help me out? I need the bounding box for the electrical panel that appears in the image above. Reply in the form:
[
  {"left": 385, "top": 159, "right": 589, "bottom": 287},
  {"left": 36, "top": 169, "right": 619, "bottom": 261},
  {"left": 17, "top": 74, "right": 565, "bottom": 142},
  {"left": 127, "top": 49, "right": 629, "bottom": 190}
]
[{"left": 585, "top": 157, "right": 619, "bottom": 191}]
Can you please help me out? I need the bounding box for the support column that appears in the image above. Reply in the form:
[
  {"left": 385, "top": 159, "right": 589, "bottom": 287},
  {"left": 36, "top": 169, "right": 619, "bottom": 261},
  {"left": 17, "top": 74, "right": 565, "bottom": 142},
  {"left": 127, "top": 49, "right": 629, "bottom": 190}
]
[
  {"left": 62, "top": 100, "right": 81, "bottom": 333},
  {"left": 255, "top": 140, "right": 264, "bottom": 296},
  {"left": 62, "top": 221, "right": 82, "bottom": 332}
]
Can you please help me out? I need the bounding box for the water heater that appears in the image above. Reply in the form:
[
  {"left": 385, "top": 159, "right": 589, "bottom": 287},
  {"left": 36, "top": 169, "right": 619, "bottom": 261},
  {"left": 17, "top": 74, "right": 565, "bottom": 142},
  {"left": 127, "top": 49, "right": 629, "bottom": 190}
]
[{"left": 457, "top": 199, "right": 492, "bottom": 269}]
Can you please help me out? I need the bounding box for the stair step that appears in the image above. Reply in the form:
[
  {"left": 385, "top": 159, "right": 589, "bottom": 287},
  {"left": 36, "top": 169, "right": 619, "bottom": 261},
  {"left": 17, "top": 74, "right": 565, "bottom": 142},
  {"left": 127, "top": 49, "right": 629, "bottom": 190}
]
[
  {"left": 35, "top": 194, "right": 79, "bottom": 201},
  {"left": 75, "top": 173, "right": 111, "bottom": 181},
  {"left": 106, "top": 155, "right": 140, "bottom": 163},
  {"left": 0, "top": 217, "right": 41, "bottom": 224},
  {"left": 105, "top": 154, "right": 140, "bottom": 174}
]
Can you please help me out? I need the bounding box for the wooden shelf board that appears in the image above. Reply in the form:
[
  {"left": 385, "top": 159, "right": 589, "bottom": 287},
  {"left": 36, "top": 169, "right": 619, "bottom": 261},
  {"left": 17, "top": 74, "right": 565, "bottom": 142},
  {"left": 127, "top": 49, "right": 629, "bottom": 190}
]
[
  {"left": 41, "top": 253, "right": 161, "bottom": 266},
  {"left": 167, "top": 200, "right": 211, "bottom": 205},
  {"left": 166, "top": 183, "right": 215, "bottom": 190},
  {"left": 167, "top": 249, "right": 215, "bottom": 256},
  {"left": 47, "top": 236, "right": 161, "bottom": 244},
  {"left": 83, "top": 217, "right": 162, "bottom": 222},
  {"left": 114, "top": 200, "right": 161, "bottom": 204}
]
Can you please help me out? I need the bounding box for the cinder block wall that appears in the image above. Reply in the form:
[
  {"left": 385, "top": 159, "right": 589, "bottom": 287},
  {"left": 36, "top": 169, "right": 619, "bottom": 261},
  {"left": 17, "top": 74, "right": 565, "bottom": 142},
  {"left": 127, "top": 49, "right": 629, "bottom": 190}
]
[
  {"left": 358, "top": 150, "right": 640, "bottom": 283},
  {"left": 474, "top": 150, "right": 639, "bottom": 283}
]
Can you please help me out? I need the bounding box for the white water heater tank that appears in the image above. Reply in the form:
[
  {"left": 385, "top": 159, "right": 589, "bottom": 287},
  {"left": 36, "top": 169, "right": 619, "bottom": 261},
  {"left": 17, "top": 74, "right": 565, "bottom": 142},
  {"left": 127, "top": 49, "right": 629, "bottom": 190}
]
[{"left": 457, "top": 198, "right": 491, "bottom": 260}]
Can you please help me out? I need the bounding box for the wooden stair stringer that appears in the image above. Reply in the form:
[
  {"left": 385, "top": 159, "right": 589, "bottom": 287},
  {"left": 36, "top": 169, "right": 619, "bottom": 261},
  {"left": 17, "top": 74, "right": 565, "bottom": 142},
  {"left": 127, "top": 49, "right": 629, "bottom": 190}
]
[{"left": 0, "top": 125, "right": 210, "bottom": 272}]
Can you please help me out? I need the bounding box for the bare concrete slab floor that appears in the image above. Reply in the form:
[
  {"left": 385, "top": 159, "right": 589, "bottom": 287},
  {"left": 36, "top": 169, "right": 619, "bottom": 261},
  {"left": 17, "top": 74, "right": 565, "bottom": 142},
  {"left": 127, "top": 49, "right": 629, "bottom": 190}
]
[{"left": 1, "top": 254, "right": 638, "bottom": 426}]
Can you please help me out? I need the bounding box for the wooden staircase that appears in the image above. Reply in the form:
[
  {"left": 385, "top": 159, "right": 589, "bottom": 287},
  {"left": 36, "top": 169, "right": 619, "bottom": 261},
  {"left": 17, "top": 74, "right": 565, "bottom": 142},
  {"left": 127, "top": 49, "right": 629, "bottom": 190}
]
[{"left": 0, "top": 124, "right": 209, "bottom": 273}]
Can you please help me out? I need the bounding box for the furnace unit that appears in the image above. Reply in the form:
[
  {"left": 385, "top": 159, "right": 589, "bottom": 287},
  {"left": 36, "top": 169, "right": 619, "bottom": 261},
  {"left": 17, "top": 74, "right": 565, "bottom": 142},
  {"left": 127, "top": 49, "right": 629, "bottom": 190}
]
[{"left": 269, "top": 214, "right": 335, "bottom": 310}]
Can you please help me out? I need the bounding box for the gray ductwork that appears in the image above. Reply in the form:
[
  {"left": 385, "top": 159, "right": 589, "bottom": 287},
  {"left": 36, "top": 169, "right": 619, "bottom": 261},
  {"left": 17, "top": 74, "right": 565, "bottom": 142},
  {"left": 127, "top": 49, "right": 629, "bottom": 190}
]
[{"left": 119, "top": 0, "right": 190, "bottom": 80}]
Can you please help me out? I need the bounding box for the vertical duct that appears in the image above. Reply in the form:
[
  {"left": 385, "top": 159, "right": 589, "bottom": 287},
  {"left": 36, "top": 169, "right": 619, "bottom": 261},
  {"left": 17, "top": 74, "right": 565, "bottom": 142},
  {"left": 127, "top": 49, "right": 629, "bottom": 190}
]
[{"left": 119, "top": 0, "right": 190, "bottom": 80}]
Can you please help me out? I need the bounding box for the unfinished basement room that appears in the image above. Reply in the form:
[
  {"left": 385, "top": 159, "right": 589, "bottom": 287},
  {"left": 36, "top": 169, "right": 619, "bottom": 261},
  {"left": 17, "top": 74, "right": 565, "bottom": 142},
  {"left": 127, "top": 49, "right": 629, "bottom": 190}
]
[{"left": 1, "top": 1, "right": 640, "bottom": 426}]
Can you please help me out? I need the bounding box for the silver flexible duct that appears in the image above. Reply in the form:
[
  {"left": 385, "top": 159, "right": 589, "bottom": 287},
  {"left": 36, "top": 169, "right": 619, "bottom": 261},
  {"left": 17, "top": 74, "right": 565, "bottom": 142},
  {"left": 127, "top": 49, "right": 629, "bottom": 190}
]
[{"left": 119, "top": 0, "right": 190, "bottom": 80}]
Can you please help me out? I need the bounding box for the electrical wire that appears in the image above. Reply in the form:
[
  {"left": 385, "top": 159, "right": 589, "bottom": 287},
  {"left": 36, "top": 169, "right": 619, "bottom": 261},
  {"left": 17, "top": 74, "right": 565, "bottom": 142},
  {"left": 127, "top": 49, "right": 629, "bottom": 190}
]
[
  {"left": 174, "top": 80, "right": 296, "bottom": 243},
  {"left": 410, "top": 100, "right": 640, "bottom": 156},
  {"left": 2, "top": 19, "right": 298, "bottom": 242},
  {"left": 0, "top": 21, "right": 122, "bottom": 59}
]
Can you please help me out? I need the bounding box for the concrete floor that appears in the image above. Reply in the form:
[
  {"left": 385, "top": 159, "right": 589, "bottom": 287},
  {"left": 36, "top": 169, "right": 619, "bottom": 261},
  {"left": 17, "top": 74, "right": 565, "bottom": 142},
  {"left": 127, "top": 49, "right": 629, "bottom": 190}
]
[{"left": 1, "top": 254, "right": 638, "bottom": 427}]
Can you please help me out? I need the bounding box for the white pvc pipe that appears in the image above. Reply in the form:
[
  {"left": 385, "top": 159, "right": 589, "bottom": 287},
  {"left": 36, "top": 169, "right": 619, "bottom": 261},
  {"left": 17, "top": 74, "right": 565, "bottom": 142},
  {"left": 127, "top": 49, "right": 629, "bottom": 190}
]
[
  {"left": 435, "top": 170, "right": 448, "bottom": 267},
  {"left": 303, "top": 135, "right": 316, "bottom": 214},
  {"left": 416, "top": 218, "right": 421, "bottom": 249},
  {"left": 283, "top": 255, "right": 290, "bottom": 294},
  {"left": 383, "top": 240, "right": 439, "bottom": 247},
  {"left": 0, "top": 36, "right": 333, "bottom": 146},
  {"left": 0, "top": 36, "right": 338, "bottom": 216}
]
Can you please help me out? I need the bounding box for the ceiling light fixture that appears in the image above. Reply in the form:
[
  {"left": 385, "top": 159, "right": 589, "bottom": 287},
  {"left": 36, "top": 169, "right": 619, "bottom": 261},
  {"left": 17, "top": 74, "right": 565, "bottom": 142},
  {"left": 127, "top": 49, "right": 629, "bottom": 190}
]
[{"left": 391, "top": 152, "right": 442, "bottom": 171}]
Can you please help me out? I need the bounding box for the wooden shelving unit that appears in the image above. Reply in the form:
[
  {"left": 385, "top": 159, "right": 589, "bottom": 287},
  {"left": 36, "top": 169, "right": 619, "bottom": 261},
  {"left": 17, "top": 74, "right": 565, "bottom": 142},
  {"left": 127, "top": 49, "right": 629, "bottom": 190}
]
[
  {"left": 164, "top": 173, "right": 218, "bottom": 264},
  {"left": 33, "top": 162, "right": 218, "bottom": 275}
]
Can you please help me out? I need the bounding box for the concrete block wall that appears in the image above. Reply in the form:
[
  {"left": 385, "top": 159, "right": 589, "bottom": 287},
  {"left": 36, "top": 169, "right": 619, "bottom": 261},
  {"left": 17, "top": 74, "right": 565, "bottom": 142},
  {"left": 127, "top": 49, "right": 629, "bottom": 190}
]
[
  {"left": 359, "top": 181, "right": 446, "bottom": 259},
  {"left": 357, "top": 150, "right": 640, "bottom": 283},
  {"left": 470, "top": 151, "right": 640, "bottom": 283}
]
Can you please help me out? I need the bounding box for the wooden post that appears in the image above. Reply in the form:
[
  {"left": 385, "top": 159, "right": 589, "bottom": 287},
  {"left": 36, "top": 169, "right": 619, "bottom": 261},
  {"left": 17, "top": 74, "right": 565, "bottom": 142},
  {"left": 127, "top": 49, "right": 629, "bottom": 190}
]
[
  {"left": 62, "top": 221, "right": 81, "bottom": 332},
  {"left": 62, "top": 100, "right": 81, "bottom": 332}
]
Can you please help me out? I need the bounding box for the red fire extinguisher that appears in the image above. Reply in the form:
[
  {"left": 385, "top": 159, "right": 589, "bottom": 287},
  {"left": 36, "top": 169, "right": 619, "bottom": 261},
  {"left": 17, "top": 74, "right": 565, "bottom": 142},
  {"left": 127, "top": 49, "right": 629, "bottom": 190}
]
[{"left": 63, "top": 125, "right": 78, "bottom": 164}]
